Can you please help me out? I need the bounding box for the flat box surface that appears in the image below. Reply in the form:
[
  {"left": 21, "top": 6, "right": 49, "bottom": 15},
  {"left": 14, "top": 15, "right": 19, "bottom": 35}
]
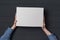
[{"left": 16, "top": 7, "right": 44, "bottom": 27}]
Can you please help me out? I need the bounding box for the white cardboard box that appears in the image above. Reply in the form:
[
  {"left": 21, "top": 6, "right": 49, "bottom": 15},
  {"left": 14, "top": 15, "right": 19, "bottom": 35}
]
[{"left": 16, "top": 7, "right": 44, "bottom": 27}]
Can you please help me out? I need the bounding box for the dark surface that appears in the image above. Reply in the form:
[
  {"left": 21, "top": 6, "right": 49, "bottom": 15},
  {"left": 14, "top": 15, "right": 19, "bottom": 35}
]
[{"left": 0, "top": 0, "right": 60, "bottom": 40}]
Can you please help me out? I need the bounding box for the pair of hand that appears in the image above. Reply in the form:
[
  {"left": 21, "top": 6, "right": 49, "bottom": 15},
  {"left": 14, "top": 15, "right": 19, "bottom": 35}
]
[{"left": 11, "top": 17, "right": 52, "bottom": 36}]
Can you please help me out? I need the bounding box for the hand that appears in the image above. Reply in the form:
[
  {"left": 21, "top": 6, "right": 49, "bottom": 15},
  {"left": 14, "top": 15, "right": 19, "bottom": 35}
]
[
  {"left": 42, "top": 17, "right": 46, "bottom": 29},
  {"left": 11, "top": 16, "right": 17, "bottom": 30},
  {"left": 41, "top": 17, "right": 52, "bottom": 36}
]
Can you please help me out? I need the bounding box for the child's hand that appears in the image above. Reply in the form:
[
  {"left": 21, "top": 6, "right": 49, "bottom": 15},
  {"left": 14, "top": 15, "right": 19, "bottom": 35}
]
[
  {"left": 41, "top": 17, "right": 52, "bottom": 36},
  {"left": 11, "top": 16, "right": 17, "bottom": 30},
  {"left": 41, "top": 17, "right": 46, "bottom": 29}
]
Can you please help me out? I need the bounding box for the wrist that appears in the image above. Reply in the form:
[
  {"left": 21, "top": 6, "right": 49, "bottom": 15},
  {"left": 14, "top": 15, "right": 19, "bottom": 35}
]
[
  {"left": 11, "top": 25, "right": 16, "bottom": 30},
  {"left": 42, "top": 28, "right": 52, "bottom": 36}
]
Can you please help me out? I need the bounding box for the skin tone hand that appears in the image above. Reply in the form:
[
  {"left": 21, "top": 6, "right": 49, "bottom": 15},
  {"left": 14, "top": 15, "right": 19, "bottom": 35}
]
[
  {"left": 11, "top": 16, "right": 17, "bottom": 30},
  {"left": 11, "top": 16, "right": 52, "bottom": 36},
  {"left": 42, "top": 18, "right": 52, "bottom": 36}
]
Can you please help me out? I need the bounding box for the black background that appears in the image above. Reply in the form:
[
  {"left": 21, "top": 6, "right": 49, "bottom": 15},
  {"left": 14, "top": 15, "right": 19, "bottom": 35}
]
[{"left": 0, "top": 0, "right": 60, "bottom": 40}]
